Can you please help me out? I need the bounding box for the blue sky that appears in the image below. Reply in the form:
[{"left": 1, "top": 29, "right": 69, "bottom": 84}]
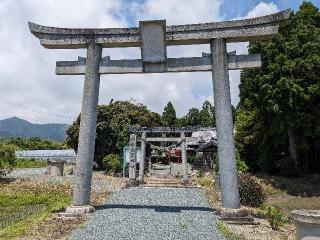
[
  {"left": 121, "top": 0, "right": 320, "bottom": 26},
  {"left": 220, "top": 0, "right": 319, "bottom": 18},
  {"left": 0, "top": 0, "right": 319, "bottom": 124}
]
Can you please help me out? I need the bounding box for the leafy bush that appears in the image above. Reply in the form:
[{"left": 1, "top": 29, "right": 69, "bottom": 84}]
[
  {"left": 102, "top": 154, "right": 121, "bottom": 174},
  {"left": 212, "top": 151, "right": 249, "bottom": 174},
  {"left": 257, "top": 205, "right": 286, "bottom": 230},
  {"left": 237, "top": 159, "right": 249, "bottom": 173},
  {"left": 236, "top": 150, "right": 249, "bottom": 173},
  {"left": 0, "top": 143, "right": 16, "bottom": 178},
  {"left": 239, "top": 173, "right": 266, "bottom": 207}
]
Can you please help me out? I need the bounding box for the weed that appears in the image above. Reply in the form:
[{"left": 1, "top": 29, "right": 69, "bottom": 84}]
[
  {"left": 180, "top": 223, "right": 188, "bottom": 229},
  {"left": 196, "top": 177, "right": 214, "bottom": 188},
  {"left": 257, "top": 205, "right": 286, "bottom": 230},
  {"left": 217, "top": 222, "right": 245, "bottom": 240},
  {"left": 197, "top": 170, "right": 205, "bottom": 178}
]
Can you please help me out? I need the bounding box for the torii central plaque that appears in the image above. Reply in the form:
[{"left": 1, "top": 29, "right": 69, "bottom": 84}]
[{"left": 29, "top": 9, "right": 290, "bottom": 214}]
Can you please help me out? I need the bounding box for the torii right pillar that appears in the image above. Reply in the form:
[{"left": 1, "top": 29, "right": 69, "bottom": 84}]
[{"left": 211, "top": 38, "right": 240, "bottom": 209}]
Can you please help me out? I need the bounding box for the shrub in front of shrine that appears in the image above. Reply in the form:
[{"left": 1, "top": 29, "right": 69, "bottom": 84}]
[
  {"left": 257, "top": 205, "right": 286, "bottom": 230},
  {"left": 0, "top": 142, "right": 16, "bottom": 178},
  {"left": 239, "top": 173, "right": 265, "bottom": 207},
  {"left": 102, "top": 154, "right": 121, "bottom": 175}
]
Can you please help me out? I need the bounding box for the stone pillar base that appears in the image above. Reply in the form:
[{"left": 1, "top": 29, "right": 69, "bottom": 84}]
[
  {"left": 58, "top": 205, "right": 95, "bottom": 219},
  {"left": 216, "top": 208, "right": 258, "bottom": 225},
  {"left": 126, "top": 179, "right": 140, "bottom": 187}
]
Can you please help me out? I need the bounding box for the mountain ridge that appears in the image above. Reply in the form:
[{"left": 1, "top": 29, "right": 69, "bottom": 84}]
[{"left": 0, "top": 117, "right": 69, "bottom": 141}]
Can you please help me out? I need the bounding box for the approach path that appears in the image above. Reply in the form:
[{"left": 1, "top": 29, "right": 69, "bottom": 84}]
[{"left": 70, "top": 187, "right": 225, "bottom": 240}]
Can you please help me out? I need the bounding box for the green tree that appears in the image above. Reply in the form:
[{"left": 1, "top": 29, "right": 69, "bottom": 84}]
[
  {"left": 162, "top": 101, "right": 177, "bottom": 127},
  {"left": 7, "top": 137, "right": 67, "bottom": 150},
  {"left": 186, "top": 107, "right": 201, "bottom": 126},
  {"left": 0, "top": 142, "right": 16, "bottom": 178},
  {"left": 66, "top": 100, "right": 161, "bottom": 167},
  {"left": 176, "top": 115, "right": 189, "bottom": 127},
  {"left": 236, "top": 2, "right": 320, "bottom": 174},
  {"left": 199, "top": 100, "right": 215, "bottom": 127}
]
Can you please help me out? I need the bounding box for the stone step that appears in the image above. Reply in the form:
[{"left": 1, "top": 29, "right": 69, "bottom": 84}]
[
  {"left": 218, "top": 215, "right": 260, "bottom": 225},
  {"left": 223, "top": 220, "right": 260, "bottom": 225},
  {"left": 142, "top": 184, "right": 200, "bottom": 188},
  {"left": 218, "top": 216, "right": 255, "bottom": 222},
  {"left": 145, "top": 178, "right": 181, "bottom": 183},
  {"left": 150, "top": 173, "right": 173, "bottom": 179},
  {"left": 152, "top": 165, "right": 171, "bottom": 170},
  {"left": 146, "top": 182, "right": 181, "bottom": 185}
]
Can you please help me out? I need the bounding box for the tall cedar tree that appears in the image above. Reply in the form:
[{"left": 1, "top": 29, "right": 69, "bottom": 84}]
[
  {"left": 236, "top": 2, "right": 320, "bottom": 175},
  {"left": 162, "top": 101, "right": 177, "bottom": 127},
  {"left": 200, "top": 100, "right": 216, "bottom": 127}
]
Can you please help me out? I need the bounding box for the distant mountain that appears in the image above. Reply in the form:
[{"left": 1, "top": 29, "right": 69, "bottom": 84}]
[{"left": 0, "top": 117, "right": 69, "bottom": 141}]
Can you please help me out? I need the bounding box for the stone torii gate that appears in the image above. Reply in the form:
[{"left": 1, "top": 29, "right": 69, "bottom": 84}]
[
  {"left": 128, "top": 126, "right": 215, "bottom": 184},
  {"left": 29, "top": 9, "right": 290, "bottom": 215}
]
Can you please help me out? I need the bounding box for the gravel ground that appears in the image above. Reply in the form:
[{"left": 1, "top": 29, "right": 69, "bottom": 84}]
[{"left": 70, "top": 187, "right": 225, "bottom": 240}]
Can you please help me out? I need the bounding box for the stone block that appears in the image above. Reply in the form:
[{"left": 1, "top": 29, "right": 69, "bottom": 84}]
[
  {"left": 291, "top": 210, "right": 320, "bottom": 240},
  {"left": 58, "top": 205, "right": 95, "bottom": 219},
  {"left": 47, "top": 159, "right": 64, "bottom": 176}
]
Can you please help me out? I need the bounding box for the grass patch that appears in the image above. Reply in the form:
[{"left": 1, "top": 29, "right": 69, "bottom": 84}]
[
  {"left": 217, "top": 222, "right": 246, "bottom": 240},
  {"left": 14, "top": 158, "right": 47, "bottom": 168},
  {"left": 197, "top": 177, "right": 221, "bottom": 208},
  {"left": 0, "top": 179, "right": 72, "bottom": 239},
  {"left": 268, "top": 197, "right": 320, "bottom": 215}
]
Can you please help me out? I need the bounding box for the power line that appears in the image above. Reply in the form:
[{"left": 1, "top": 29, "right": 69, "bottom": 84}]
[
  {"left": 0, "top": 111, "right": 51, "bottom": 125},
  {"left": 0, "top": 97, "right": 74, "bottom": 121}
]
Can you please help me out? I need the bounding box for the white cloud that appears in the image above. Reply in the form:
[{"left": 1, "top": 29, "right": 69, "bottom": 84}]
[
  {"left": 0, "top": 0, "right": 281, "bottom": 124},
  {"left": 0, "top": 0, "right": 127, "bottom": 124},
  {"left": 246, "top": 2, "right": 279, "bottom": 18},
  {"left": 133, "top": 0, "right": 223, "bottom": 25}
]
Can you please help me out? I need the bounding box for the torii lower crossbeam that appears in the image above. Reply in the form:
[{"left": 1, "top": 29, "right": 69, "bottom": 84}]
[{"left": 56, "top": 53, "right": 261, "bottom": 75}]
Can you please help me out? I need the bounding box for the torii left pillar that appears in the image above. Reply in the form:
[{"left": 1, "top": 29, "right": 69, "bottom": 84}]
[
  {"left": 138, "top": 131, "right": 147, "bottom": 183},
  {"left": 180, "top": 132, "right": 188, "bottom": 184},
  {"left": 66, "top": 43, "right": 102, "bottom": 214}
]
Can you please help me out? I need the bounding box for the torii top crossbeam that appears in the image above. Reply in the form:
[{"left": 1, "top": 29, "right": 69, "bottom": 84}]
[
  {"left": 29, "top": 10, "right": 290, "bottom": 49},
  {"left": 29, "top": 10, "right": 290, "bottom": 75}
]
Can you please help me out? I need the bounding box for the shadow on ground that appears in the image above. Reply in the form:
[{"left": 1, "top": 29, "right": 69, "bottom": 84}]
[{"left": 96, "top": 204, "right": 214, "bottom": 213}]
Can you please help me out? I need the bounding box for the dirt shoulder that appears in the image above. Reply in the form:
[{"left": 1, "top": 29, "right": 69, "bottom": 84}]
[
  {"left": 0, "top": 171, "right": 125, "bottom": 240},
  {"left": 196, "top": 173, "right": 320, "bottom": 240}
]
